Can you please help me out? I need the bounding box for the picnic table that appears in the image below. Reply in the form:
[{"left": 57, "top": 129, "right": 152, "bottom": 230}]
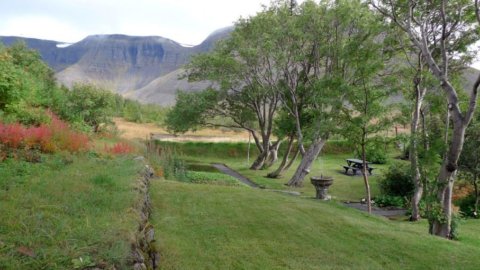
[{"left": 343, "top": 158, "right": 375, "bottom": 175}]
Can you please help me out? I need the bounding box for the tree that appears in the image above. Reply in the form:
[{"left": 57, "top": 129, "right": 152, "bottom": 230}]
[
  {"left": 167, "top": 4, "right": 291, "bottom": 170},
  {"left": 65, "top": 84, "right": 115, "bottom": 132},
  {"left": 339, "top": 20, "right": 396, "bottom": 213},
  {"left": 372, "top": 0, "right": 480, "bottom": 238},
  {"left": 284, "top": 0, "right": 393, "bottom": 187}
]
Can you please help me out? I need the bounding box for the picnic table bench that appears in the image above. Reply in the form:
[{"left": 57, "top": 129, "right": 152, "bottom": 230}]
[{"left": 342, "top": 158, "right": 375, "bottom": 175}]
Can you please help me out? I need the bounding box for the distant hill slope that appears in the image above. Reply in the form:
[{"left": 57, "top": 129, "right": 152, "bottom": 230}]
[
  {"left": 1, "top": 27, "right": 478, "bottom": 105},
  {"left": 0, "top": 26, "right": 233, "bottom": 104}
]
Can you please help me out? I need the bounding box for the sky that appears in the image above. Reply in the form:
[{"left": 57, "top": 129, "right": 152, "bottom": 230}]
[{"left": 0, "top": 0, "right": 279, "bottom": 45}]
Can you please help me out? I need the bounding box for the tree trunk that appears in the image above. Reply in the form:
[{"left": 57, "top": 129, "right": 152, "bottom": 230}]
[
  {"left": 286, "top": 138, "right": 326, "bottom": 187},
  {"left": 410, "top": 74, "right": 426, "bottom": 221},
  {"left": 361, "top": 134, "right": 372, "bottom": 214},
  {"left": 431, "top": 123, "right": 467, "bottom": 238},
  {"left": 263, "top": 140, "right": 282, "bottom": 169},
  {"left": 250, "top": 150, "right": 269, "bottom": 170},
  {"left": 267, "top": 135, "right": 295, "bottom": 178},
  {"left": 285, "top": 148, "right": 300, "bottom": 170}
]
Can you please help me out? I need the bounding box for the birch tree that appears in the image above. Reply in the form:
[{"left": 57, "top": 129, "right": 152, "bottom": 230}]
[{"left": 371, "top": 0, "right": 480, "bottom": 238}]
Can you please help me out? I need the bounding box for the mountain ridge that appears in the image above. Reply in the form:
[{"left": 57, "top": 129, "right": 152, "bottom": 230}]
[{"left": 0, "top": 27, "right": 233, "bottom": 105}]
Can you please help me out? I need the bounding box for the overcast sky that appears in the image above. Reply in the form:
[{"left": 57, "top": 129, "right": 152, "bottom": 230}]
[{"left": 0, "top": 0, "right": 279, "bottom": 45}]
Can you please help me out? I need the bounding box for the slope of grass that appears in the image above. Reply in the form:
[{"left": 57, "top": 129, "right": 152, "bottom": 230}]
[
  {"left": 0, "top": 154, "right": 141, "bottom": 269},
  {"left": 158, "top": 140, "right": 390, "bottom": 201},
  {"left": 151, "top": 180, "right": 480, "bottom": 270}
]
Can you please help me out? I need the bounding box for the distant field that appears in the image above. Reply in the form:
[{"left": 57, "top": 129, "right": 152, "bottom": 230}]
[{"left": 114, "top": 117, "right": 250, "bottom": 142}]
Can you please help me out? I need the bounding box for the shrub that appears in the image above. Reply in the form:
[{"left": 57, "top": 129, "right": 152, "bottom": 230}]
[
  {"left": 379, "top": 162, "right": 414, "bottom": 197},
  {"left": 0, "top": 112, "right": 89, "bottom": 154},
  {"left": 364, "top": 144, "right": 387, "bottom": 164},
  {"left": 374, "top": 195, "right": 405, "bottom": 208},
  {"left": 104, "top": 142, "right": 135, "bottom": 155},
  {"left": 456, "top": 193, "right": 478, "bottom": 218}
]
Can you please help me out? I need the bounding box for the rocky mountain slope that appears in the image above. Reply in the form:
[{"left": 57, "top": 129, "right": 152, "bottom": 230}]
[
  {"left": 0, "top": 26, "right": 233, "bottom": 105},
  {"left": 1, "top": 26, "right": 478, "bottom": 106}
]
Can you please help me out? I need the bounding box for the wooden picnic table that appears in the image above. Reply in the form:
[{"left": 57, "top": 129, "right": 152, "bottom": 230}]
[{"left": 343, "top": 158, "right": 375, "bottom": 175}]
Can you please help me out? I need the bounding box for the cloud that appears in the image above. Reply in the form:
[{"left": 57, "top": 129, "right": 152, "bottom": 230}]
[{"left": 0, "top": 0, "right": 274, "bottom": 44}]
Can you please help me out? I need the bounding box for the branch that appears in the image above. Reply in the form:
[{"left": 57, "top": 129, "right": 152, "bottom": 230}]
[{"left": 465, "top": 73, "right": 480, "bottom": 126}]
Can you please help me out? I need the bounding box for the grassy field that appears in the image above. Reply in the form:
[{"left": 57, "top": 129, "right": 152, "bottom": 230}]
[
  {"left": 155, "top": 141, "right": 392, "bottom": 201},
  {"left": 151, "top": 180, "right": 480, "bottom": 270},
  {"left": 0, "top": 153, "right": 142, "bottom": 269}
]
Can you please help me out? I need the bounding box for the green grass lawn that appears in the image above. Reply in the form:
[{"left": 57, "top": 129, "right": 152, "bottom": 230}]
[
  {"left": 151, "top": 180, "right": 480, "bottom": 270},
  {"left": 155, "top": 140, "right": 403, "bottom": 201},
  {"left": 183, "top": 154, "right": 388, "bottom": 202},
  {"left": 0, "top": 154, "right": 142, "bottom": 269}
]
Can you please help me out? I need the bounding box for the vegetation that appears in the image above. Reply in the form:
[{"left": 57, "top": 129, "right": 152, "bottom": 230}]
[
  {"left": 0, "top": 154, "right": 142, "bottom": 269},
  {"left": 151, "top": 180, "right": 480, "bottom": 270}
]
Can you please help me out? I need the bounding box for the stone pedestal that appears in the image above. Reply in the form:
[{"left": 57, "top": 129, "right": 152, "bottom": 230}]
[{"left": 311, "top": 176, "right": 333, "bottom": 200}]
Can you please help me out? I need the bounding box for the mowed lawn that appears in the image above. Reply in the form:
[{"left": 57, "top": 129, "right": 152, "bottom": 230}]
[
  {"left": 151, "top": 180, "right": 480, "bottom": 270},
  {"left": 0, "top": 154, "right": 142, "bottom": 269}
]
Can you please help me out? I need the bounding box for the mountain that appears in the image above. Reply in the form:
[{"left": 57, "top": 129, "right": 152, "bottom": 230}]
[
  {"left": 0, "top": 26, "right": 233, "bottom": 105},
  {"left": 1, "top": 26, "right": 479, "bottom": 106}
]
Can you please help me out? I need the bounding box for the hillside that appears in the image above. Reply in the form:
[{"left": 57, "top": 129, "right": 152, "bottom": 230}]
[{"left": 0, "top": 27, "right": 233, "bottom": 105}]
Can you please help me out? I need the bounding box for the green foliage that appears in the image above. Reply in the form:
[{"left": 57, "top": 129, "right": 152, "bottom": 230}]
[
  {"left": 71, "top": 256, "right": 95, "bottom": 269},
  {"left": 364, "top": 144, "right": 388, "bottom": 164},
  {"left": 456, "top": 193, "right": 478, "bottom": 218},
  {"left": 165, "top": 89, "right": 219, "bottom": 133},
  {"left": 374, "top": 194, "right": 405, "bottom": 208},
  {"left": 379, "top": 162, "right": 414, "bottom": 197},
  {"left": 62, "top": 84, "right": 115, "bottom": 132}
]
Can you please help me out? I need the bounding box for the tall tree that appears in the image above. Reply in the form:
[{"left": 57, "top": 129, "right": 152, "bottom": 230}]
[
  {"left": 284, "top": 0, "right": 393, "bottom": 187},
  {"left": 167, "top": 8, "right": 285, "bottom": 170},
  {"left": 372, "top": 0, "right": 480, "bottom": 238}
]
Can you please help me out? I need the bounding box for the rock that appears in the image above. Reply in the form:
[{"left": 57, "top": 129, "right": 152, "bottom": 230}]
[
  {"left": 145, "top": 227, "right": 155, "bottom": 243},
  {"left": 134, "top": 156, "right": 145, "bottom": 162},
  {"left": 144, "top": 165, "right": 154, "bottom": 178}
]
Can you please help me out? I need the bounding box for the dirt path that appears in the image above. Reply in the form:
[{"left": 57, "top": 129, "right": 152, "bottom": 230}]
[{"left": 211, "top": 163, "right": 259, "bottom": 188}]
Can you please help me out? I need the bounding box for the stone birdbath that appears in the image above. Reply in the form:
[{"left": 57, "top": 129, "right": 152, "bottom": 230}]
[{"left": 311, "top": 175, "right": 333, "bottom": 200}]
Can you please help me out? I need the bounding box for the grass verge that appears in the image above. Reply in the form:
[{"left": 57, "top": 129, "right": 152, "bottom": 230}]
[{"left": 0, "top": 153, "right": 141, "bottom": 269}]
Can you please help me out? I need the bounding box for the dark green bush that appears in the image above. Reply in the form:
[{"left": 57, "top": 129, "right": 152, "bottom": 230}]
[
  {"left": 380, "top": 162, "right": 414, "bottom": 197},
  {"left": 456, "top": 193, "right": 478, "bottom": 218},
  {"left": 374, "top": 195, "right": 405, "bottom": 208},
  {"left": 365, "top": 144, "right": 387, "bottom": 164}
]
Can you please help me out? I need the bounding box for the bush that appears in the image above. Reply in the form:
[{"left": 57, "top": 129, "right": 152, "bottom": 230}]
[
  {"left": 364, "top": 144, "right": 387, "bottom": 164},
  {"left": 456, "top": 193, "right": 478, "bottom": 218},
  {"left": 104, "top": 142, "right": 135, "bottom": 155},
  {"left": 379, "top": 162, "right": 414, "bottom": 197},
  {"left": 374, "top": 195, "right": 405, "bottom": 208},
  {"left": 0, "top": 112, "right": 89, "bottom": 154}
]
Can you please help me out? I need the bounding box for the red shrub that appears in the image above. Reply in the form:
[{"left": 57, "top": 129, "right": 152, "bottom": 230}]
[
  {"left": 0, "top": 112, "right": 90, "bottom": 154},
  {"left": 0, "top": 123, "right": 25, "bottom": 148},
  {"left": 105, "top": 142, "right": 135, "bottom": 155},
  {"left": 24, "top": 124, "right": 53, "bottom": 151}
]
